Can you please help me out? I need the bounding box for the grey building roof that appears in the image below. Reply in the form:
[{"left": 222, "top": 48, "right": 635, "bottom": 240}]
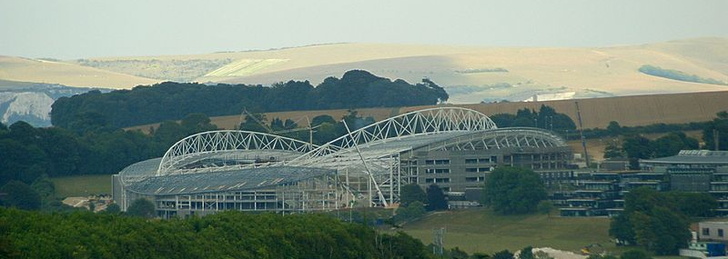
[
  {"left": 126, "top": 166, "right": 335, "bottom": 196},
  {"left": 640, "top": 150, "right": 728, "bottom": 165}
]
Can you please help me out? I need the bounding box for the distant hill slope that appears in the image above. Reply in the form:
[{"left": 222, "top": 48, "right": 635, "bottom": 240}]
[
  {"left": 180, "top": 91, "right": 728, "bottom": 132},
  {"left": 2, "top": 38, "right": 726, "bottom": 102},
  {"left": 0, "top": 56, "right": 159, "bottom": 89}
]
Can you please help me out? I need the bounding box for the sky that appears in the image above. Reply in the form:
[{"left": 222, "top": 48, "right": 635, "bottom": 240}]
[{"left": 1, "top": 0, "right": 727, "bottom": 59}]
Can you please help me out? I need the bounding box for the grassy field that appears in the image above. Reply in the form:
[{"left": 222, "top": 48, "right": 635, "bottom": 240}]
[
  {"left": 50, "top": 174, "right": 113, "bottom": 198},
  {"left": 396, "top": 208, "right": 618, "bottom": 256}
]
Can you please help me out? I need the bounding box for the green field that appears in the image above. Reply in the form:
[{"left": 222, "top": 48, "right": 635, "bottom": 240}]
[
  {"left": 397, "top": 208, "right": 618, "bottom": 256},
  {"left": 50, "top": 174, "right": 112, "bottom": 197}
]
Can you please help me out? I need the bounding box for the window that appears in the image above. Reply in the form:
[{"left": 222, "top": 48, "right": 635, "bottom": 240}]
[
  {"left": 703, "top": 228, "right": 710, "bottom": 236},
  {"left": 435, "top": 159, "right": 450, "bottom": 165},
  {"left": 478, "top": 158, "right": 490, "bottom": 163},
  {"left": 425, "top": 160, "right": 435, "bottom": 165},
  {"left": 434, "top": 168, "right": 450, "bottom": 174},
  {"left": 719, "top": 229, "right": 724, "bottom": 237},
  {"left": 425, "top": 178, "right": 435, "bottom": 183},
  {"left": 465, "top": 159, "right": 478, "bottom": 164},
  {"left": 466, "top": 168, "right": 478, "bottom": 173},
  {"left": 435, "top": 178, "right": 450, "bottom": 183},
  {"left": 478, "top": 167, "right": 491, "bottom": 172}
]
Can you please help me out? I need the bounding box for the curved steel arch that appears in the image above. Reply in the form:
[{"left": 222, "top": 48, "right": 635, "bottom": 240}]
[
  {"left": 290, "top": 107, "right": 497, "bottom": 164},
  {"left": 425, "top": 127, "right": 568, "bottom": 151},
  {"left": 157, "top": 130, "right": 318, "bottom": 176}
]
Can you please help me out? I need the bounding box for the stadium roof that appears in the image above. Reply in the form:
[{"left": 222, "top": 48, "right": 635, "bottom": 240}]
[
  {"left": 126, "top": 166, "right": 335, "bottom": 195},
  {"left": 641, "top": 150, "right": 728, "bottom": 165},
  {"left": 118, "top": 107, "right": 570, "bottom": 200}
]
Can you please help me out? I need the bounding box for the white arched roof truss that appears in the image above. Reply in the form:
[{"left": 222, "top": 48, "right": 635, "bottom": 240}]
[
  {"left": 158, "top": 130, "right": 318, "bottom": 176},
  {"left": 288, "top": 107, "right": 496, "bottom": 207},
  {"left": 424, "top": 127, "right": 567, "bottom": 151},
  {"left": 290, "top": 107, "right": 497, "bottom": 166}
]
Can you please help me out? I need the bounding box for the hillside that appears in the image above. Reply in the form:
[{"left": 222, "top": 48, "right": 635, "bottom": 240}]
[
  {"left": 1, "top": 38, "right": 726, "bottom": 102},
  {"left": 0, "top": 56, "right": 159, "bottom": 89},
  {"left": 179, "top": 91, "right": 728, "bottom": 132}
]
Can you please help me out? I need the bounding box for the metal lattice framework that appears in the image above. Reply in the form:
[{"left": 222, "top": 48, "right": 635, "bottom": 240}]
[
  {"left": 158, "top": 130, "right": 318, "bottom": 176},
  {"left": 290, "top": 107, "right": 496, "bottom": 165},
  {"left": 287, "top": 107, "right": 496, "bottom": 207},
  {"left": 425, "top": 127, "right": 567, "bottom": 151}
]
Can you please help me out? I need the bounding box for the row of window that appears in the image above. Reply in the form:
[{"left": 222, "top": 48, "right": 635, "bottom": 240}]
[
  {"left": 425, "top": 178, "right": 451, "bottom": 183},
  {"left": 425, "top": 159, "right": 451, "bottom": 165},
  {"left": 465, "top": 157, "right": 497, "bottom": 164},
  {"left": 423, "top": 177, "right": 486, "bottom": 183},
  {"left": 465, "top": 167, "right": 492, "bottom": 173},
  {"left": 702, "top": 228, "right": 725, "bottom": 237},
  {"left": 410, "top": 157, "right": 499, "bottom": 166},
  {"left": 425, "top": 168, "right": 451, "bottom": 174},
  {"left": 465, "top": 177, "right": 485, "bottom": 182}
]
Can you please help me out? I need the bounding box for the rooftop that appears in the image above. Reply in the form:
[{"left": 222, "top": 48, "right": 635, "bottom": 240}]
[
  {"left": 641, "top": 150, "right": 728, "bottom": 165},
  {"left": 126, "top": 166, "right": 335, "bottom": 195}
]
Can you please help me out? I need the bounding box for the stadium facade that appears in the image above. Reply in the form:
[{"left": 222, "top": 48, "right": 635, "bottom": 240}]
[{"left": 113, "top": 107, "right": 573, "bottom": 218}]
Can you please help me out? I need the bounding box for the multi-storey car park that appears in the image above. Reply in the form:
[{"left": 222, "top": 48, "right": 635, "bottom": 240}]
[{"left": 113, "top": 107, "right": 574, "bottom": 218}]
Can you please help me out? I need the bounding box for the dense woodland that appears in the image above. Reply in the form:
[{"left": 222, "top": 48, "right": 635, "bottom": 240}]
[
  {"left": 51, "top": 70, "right": 448, "bottom": 131},
  {"left": 0, "top": 209, "right": 430, "bottom": 259}
]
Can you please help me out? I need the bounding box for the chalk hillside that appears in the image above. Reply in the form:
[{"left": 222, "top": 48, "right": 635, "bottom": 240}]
[{"left": 0, "top": 38, "right": 726, "bottom": 103}]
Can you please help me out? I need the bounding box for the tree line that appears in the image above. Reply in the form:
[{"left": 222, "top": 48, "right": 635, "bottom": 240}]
[
  {"left": 489, "top": 105, "right": 576, "bottom": 133},
  {"left": 0, "top": 208, "right": 430, "bottom": 259},
  {"left": 602, "top": 111, "right": 728, "bottom": 168},
  {"left": 51, "top": 70, "right": 448, "bottom": 131}
]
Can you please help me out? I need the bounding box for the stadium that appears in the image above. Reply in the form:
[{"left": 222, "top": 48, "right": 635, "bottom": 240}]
[{"left": 112, "top": 107, "right": 573, "bottom": 218}]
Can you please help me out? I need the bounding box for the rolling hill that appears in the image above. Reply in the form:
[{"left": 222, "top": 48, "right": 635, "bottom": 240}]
[
  {"left": 0, "top": 56, "right": 159, "bottom": 89},
  {"left": 1, "top": 38, "right": 726, "bottom": 103}
]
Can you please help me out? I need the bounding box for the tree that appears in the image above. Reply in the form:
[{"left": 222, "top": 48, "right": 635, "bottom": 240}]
[
  {"left": 180, "top": 113, "right": 217, "bottom": 134},
  {"left": 604, "top": 139, "right": 625, "bottom": 159},
  {"left": 483, "top": 167, "right": 547, "bottom": 215},
  {"left": 126, "top": 198, "right": 156, "bottom": 218},
  {"left": 607, "top": 121, "right": 622, "bottom": 136},
  {"left": 622, "top": 135, "right": 653, "bottom": 169},
  {"left": 651, "top": 132, "right": 698, "bottom": 158},
  {"left": 393, "top": 201, "right": 426, "bottom": 224},
  {"left": 609, "top": 213, "right": 635, "bottom": 245},
  {"left": 537, "top": 200, "right": 554, "bottom": 217},
  {"left": 0, "top": 180, "right": 41, "bottom": 210},
  {"left": 669, "top": 192, "right": 716, "bottom": 217},
  {"left": 493, "top": 250, "right": 514, "bottom": 259},
  {"left": 520, "top": 246, "right": 534, "bottom": 259},
  {"left": 425, "top": 184, "right": 448, "bottom": 211},
  {"left": 399, "top": 183, "right": 426, "bottom": 207},
  {"left": 703, "top": 111, "right": 728, "bottom": 150},
  {"left": 609, "top": 187, "right": 691, "bottom": 255},
  {"left": 104, "top": 203, "right": 121, "bottom": 214}
]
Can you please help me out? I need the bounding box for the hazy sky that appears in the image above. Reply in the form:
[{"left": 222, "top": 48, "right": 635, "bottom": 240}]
[{"left": 1, "top": 0, "right": 727, "bottom": 59}]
